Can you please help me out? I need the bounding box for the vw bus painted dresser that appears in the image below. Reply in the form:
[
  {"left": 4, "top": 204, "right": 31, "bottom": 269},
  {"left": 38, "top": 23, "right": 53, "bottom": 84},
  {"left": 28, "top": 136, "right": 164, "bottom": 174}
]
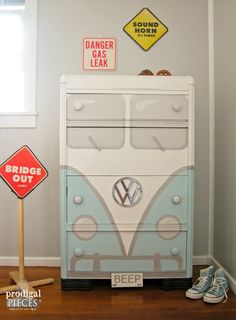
[{"left": 60, "top": 75, "right": 194, "bottom": 290}]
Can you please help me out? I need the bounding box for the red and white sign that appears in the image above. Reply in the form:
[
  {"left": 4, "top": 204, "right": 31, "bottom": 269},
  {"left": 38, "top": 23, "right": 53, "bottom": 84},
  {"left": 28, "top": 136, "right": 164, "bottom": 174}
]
[
  {"left": 83, "top": 38, "right": 116, "bottom": 70},
  {"left": 0, "top": 146, "right": 48, "bottom": 199}
]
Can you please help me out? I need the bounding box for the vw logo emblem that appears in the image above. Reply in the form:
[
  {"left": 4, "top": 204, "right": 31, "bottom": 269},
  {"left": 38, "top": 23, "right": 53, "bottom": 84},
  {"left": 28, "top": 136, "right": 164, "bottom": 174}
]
[{"left": 112, "top": 177, "right": 143, "bottom": 207}]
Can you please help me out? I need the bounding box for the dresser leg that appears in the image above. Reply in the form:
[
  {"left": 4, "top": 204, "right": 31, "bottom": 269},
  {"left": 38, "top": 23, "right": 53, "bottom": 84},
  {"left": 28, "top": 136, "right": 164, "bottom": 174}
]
[
  {"left": 61, "top": 278, "right": 93, "bottom": 291},
  {"left": 160, "top": 277, "right": 192, "bottom": 290}
]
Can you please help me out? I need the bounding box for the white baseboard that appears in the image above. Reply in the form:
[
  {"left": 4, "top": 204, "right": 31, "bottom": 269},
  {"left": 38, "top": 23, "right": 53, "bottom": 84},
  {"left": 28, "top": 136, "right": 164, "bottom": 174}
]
[
  {"left": 0, "top": 255, "right": 235, "bottom": 294},
  {"left": 193, "top": 255, "right": 212, "bottom": 266},
  {"left": 0, "top": 256, "right": 60, "bottom": 267},
  {"left": 1, "top": 255, "right": 210, "bottom": 268}
]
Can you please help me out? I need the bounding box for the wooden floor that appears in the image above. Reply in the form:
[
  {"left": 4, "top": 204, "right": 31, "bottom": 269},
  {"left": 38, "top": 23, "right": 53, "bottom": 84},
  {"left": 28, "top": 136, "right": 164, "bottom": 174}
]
[{"left": 0, "top": 266, "right": 235, "bottom": 320}]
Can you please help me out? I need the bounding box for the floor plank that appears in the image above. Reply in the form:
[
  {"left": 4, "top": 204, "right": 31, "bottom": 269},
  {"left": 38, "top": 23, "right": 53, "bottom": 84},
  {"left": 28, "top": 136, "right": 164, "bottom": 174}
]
[{"left": 0, "top": 266, "right": 235, "bottom": 320}]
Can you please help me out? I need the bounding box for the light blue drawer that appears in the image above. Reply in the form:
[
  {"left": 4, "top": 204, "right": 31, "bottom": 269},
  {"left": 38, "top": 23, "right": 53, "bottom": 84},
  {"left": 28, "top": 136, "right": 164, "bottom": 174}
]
[
  {"left": 66, "top": 230, "right": 186, "bottom": 273},
  {"left": 66, "top": 174, "right": 189, "bottom": 226}
]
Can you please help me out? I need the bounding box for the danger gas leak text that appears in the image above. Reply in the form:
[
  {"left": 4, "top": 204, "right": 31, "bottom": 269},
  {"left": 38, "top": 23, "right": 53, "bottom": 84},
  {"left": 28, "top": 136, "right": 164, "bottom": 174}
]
[
  {"left": 90, "top": 50, "right": 108, "bottom": 68},
  {"left": 83, "top": 39, "right": 115, "bottom": 69}
]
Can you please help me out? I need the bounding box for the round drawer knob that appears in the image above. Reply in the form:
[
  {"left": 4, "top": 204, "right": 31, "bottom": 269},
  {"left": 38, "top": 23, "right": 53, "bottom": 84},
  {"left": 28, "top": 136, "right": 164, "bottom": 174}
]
[
  {"left": 73, "top": 248, "right": 83, "bottom": 257},
  {"left": 74, "top": 102, "right": 83, "bottom": 111},
  {"left": 73, "top": 196, "right": 83, "bottom": 204},
  {"left": 171, "top": 247, "right": 180, "bottom": 256},
  {"left": 172, "top": 103, "right": 183, "bottom": 112},
  {"left": 172, "top": 195, "right": 182, "bottom": 205}
]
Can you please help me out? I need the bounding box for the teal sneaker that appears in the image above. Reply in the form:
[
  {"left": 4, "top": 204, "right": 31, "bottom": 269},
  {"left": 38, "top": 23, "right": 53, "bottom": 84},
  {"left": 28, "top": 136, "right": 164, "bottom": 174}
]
[
  {"left": 203, "top": 268, "right": 229, "bottom": 304},
  {"left": 186, "top": 266, "right": 214, "bottom": 299}
]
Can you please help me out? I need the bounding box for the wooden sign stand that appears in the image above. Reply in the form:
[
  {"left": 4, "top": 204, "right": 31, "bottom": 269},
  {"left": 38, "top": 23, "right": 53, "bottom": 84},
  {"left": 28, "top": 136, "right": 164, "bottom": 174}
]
[
  {"left": 0, "top": 146, "right": 54, "bottom": 295},
  {"left": 0, "top": 199, "right": 54, "bottom": 295}
]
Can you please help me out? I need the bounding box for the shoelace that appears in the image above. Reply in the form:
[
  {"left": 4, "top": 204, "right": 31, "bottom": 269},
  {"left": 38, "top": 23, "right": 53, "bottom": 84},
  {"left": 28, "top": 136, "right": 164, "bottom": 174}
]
[
  {"left": 207, "top": 277, "right": 228, "bottom": 303},
  {"left": 192, "top": 275, "right": 211, "bottom": 290}
]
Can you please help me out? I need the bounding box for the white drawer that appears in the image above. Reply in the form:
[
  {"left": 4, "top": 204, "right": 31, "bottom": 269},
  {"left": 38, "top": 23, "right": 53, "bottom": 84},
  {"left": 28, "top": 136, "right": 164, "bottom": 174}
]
[
  {"left": 67, "top": 127, "right": 187, "bottom": 151},
  {"left": 131, "top": 128, "right": 188, "bottom": 150},
  {"left": 67, "top": 127, "right": 124, "bottom": 150},
  {"left": 131, "top": 95, "right": 188, "bottom": 120},
  {"left": 67, "top": 94, "right": 125, "bottom": 121}
]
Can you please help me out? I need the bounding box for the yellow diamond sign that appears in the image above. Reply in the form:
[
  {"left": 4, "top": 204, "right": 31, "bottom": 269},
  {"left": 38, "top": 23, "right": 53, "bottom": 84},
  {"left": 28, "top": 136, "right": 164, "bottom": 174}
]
[{"left": 123, "top": 8, "right": 168, "bottom": 51}]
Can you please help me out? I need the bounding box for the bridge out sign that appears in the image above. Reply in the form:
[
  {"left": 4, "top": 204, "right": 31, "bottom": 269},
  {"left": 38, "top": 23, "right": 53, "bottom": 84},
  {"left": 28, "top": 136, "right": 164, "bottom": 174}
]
[
  {"left": 0, "top": 145, "right": 48, "bottom": 199},
  {"left": 123, "top": 8, "right": 168, "bottom": 51}
]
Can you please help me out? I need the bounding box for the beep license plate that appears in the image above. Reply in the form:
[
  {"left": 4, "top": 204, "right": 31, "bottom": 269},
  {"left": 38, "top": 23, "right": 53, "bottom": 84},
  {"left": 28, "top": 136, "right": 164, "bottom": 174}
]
[{"left": 111, "top": 273, "right": 143, "bottom": 288}]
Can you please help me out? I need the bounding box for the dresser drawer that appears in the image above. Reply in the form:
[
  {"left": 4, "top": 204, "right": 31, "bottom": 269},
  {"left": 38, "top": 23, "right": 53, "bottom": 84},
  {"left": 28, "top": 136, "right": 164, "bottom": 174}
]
[
  {"left": 66, "top": 230, "right": 187, "bottom": 273},
  {"left": 131, "top": 128, "right": 188, "bottom": 150},
  {"left": 67, "top": 127, "right": 124, "bottom": 150},
  {"left": 131, "top": 94, "right": 188, "bottom": 120},
  {"left": 66, "top": 174, "right": 189, "bottom": 225},
  {"left": 67, "top": 94, "right": 125, "bottom": 121},
  {"left": 67, "top": 127, "right": 187, "bottom": 151}
]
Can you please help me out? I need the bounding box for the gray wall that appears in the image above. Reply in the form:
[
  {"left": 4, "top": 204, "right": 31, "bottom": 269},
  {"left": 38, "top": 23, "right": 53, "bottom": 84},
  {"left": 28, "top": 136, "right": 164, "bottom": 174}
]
[
  {"left": 214, "top": 0, "right": 236, "bottom": 279},
  {"left": 0, "top": 0, "right": 210, "bottom": 258}
]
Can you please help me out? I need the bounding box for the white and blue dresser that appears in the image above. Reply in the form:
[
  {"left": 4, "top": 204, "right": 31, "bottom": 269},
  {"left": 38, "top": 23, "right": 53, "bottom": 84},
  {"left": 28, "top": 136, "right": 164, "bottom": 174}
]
[{"left": 60, "top": 75, "right": 194, "bottom": 290}]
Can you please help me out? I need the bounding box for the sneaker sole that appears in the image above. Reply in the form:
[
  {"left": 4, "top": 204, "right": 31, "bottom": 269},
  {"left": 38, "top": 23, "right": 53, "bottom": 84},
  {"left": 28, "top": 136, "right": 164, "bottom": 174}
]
[
  {"left": 203, "top": 288, "right": 229, "bottom": 304},
  {"left": 203, "top": 295, "right": 224, "bottom": 304},
  {"left": 186, "top": 291, "right": 205, "bottom": 299}
]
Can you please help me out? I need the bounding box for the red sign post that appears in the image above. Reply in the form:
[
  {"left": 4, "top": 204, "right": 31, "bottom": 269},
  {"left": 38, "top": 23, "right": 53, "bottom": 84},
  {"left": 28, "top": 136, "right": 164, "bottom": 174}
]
[{"left": 0, "top": 146, "right": 54, "bottom": 295}]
